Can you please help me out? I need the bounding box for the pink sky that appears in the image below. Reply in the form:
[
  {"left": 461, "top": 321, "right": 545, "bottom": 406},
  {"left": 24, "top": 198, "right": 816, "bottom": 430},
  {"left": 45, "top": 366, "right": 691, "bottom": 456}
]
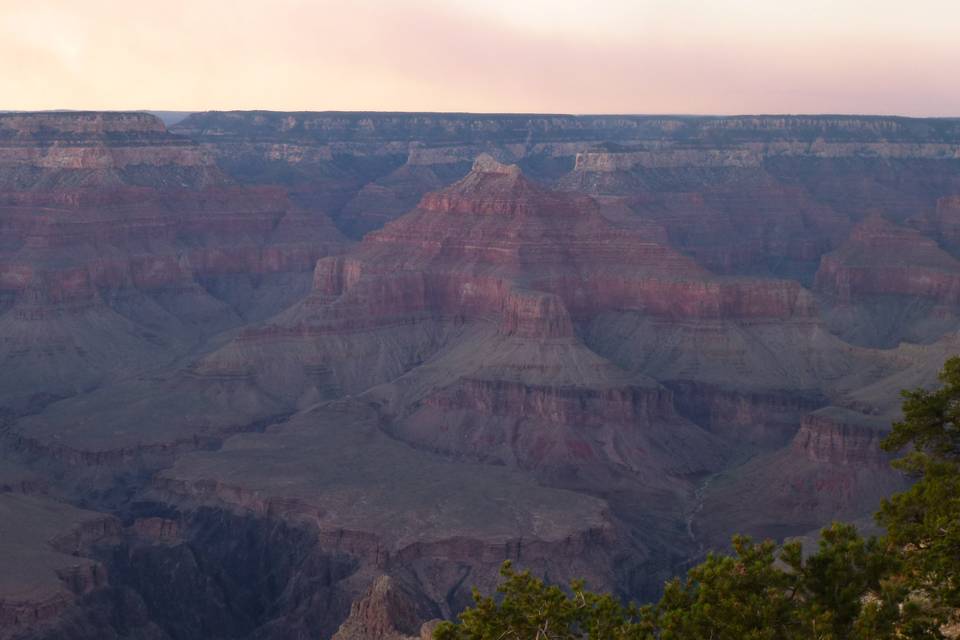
[{"left": 1, "top": 0, "right": 958, "bottom": 116}]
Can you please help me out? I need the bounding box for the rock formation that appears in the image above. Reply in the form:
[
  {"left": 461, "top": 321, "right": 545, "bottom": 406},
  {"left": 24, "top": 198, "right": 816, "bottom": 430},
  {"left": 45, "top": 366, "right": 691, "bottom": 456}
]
[
  {"left": 697, "top": 407, "right": 908, "bottom": 547},
  {"left": 816, "top": 215, "right": 960, "bottom": 304},
  {"left": 815, "top": 215, "right": 960, "bottom": 345},
  {"left": 0, "top": 112, "right": 346, "bottom": 417},
  {"left": 331, "top": 575, "right": 439, "bottom": 640},
  {"left": 4, "top": 111, "right": 960, "bottom": 638},
  {"left": 0, "top": 494, "right": 118, "bottom": 639}
]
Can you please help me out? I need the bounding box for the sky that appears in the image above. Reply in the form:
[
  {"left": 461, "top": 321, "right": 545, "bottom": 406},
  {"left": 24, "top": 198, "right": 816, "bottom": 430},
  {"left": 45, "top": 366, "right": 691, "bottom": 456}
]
[{"left": 1, "top": 0, "right": 958, "bottom": 116}]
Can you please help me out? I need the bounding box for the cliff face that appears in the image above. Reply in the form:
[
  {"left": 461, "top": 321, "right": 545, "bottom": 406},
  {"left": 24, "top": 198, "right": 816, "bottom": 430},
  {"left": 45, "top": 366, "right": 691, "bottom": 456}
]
[
  {"left": 331, "top": 576, "right": 439, "bottom": 640},
  {"left": 0, "top": 113, "right": 347, "bottom": 417},
  {"left": 813, "top": 215, "right": 960, "bottom": 345},
  {"left": 173, "top": 112, "right": 960, "bottom": 245},
  {"left": 146, "top": 399, "right": 625, "bottom": 634},
  {"left": 184, "top": 156, "right": 833, "bottom": 491},
  {"left": 303, "top": 155, "right": 817, "bottom": 330},
  {"left": 792, "top": 412, "right": 893, "bottom": 468},
  {"left": 0, "top": 494, "right": 119, "bottom": 639},
  {"left": 913, "top": 195, "right": 960, "bottom": 250},
  {"left": 173, "top": 112, "right": 960, "bottom": 145},
  {"left": 815, "top": 215, "right": 960, "bottom": 304},
  {"left": 0, "top": 112, "right": 221, "bottom": 189},
  {"left": 697, "top": 407, "right": 908, "bottom": 548},
  {"left": 398, "top": 376, "right": 722, "bottom": 480},
  {"left": 6, "top": 111, "right": 960, "bottom": 639}
]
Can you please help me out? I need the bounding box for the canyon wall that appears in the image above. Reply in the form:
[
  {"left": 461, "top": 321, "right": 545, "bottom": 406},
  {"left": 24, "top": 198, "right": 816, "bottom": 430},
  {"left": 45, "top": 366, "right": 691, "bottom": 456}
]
[{"left": 3, "top": 111, "right": 960, "bottom": 638}]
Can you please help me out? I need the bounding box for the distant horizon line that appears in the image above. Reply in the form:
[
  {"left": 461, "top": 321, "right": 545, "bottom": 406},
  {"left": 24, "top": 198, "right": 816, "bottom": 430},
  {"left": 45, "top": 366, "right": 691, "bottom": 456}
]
[{"left": 4, "top": 108, "right": 960, "bottom": 121}]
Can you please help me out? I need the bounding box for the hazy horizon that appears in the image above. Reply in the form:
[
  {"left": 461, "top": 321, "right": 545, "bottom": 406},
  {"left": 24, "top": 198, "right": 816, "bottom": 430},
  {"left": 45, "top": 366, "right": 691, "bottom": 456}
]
[
  {"left": 6, "top": 109, "right": 960, "bottom": 118},
  {"left": 3, "top": 0, "right": 959, "bottom": 117}
]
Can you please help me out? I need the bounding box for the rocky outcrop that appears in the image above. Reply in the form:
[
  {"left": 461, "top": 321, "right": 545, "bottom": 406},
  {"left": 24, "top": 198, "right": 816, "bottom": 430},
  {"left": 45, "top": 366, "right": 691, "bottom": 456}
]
[
  {"left": 815, "top": 215, "right": 960, "bottom": 303},
  {"left": 500, "top": 290, "right": 573, "bottom": 338},
  {"left": 0, "top": 495, "right": 118, "bottom": 638},
  {"left": 562, "top": 158, "right": 852, "bottom": 276},
  {"left": 697, "top": 407, "right": 907, "bottom": 547},
  {"left": 400, "top": 376, "right": 720, "bottom": 477},
  {"left": 0, "top": 112, "right": 222, "bottom": 189},
  {"left": 331, "top": 576, "right": 439, "bottom": 640},
  {"left": 0, "top": 187, "right": 343, "bottom": 299},
  {"left": 173, "top": 112, "right": 960, "bottom": 245},
  {"left": 296, "top": 155, "right": 817, "bottom": 330},
  {"left": 571, "top": 141, "right": 960, "bottom": 174},
  {"left": 667, "top": 382, "right": 826, "bottom": 448},
  {"left": 8, "top": 109, "right": 960, "bottom": 638},
  {"left": 919, "top": 195, "right": 960, "bottom": 249},
  {"left": 173, "top": 112, "right": 960, "bottom": 146},
  {"left": 791, "top": 410, "right": 893, "bottom": 468},
  {"left": 130, "top": 517, "right": 182, "bottom": 543},
  {"left": 0, "top": 113, "right": 347, "bottom": 416},
  {"left": 149, "top": 398, "right": 627, "bottom": 634}
]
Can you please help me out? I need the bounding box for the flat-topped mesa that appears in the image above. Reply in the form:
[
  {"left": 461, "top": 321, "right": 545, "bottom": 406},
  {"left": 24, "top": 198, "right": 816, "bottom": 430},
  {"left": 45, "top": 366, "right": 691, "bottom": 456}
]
[
  {"left": 815, "top": 215, "right": 960, "bottom": 303},
  {"left": 0, "top": 111, "right": 168, "bottom": 138},
  {"left": 173, "top": 111, "right": 960, "bottom": 144},
  {"left": 791, "top": 410, "right": 893, "bottom": 468},
  {"left": 0, "top": 111, "right": 222, "bottom": 190},
  {"left": 418, "top": 154, "right": 582, "bottom": 216},
  {"left": 573, "top": 149, "right": 764, "bottom": 172}
]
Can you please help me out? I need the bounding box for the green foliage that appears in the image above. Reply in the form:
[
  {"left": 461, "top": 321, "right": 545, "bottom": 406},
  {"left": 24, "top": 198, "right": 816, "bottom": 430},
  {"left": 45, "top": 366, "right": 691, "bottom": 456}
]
[
  {"left": 658, "top": 525, "right": 903, "bottom": 640},
  {"left": 437, "top": 527, "right": 908, "bottom": 639},
  {"left": 878, "top": 356, "right": 960, "bottom": 628},
  {"left": 432, "top": 561, "right": 653, "bottom": 640},
  {"left": 657, "top": 536, "right": 795, "bottom": 640},
  {"left": 781, "top": 523, "right": 894, "bottom": 639},
  {"left": 882, "top": 357, "right": 960, "bottom": 461},
  {"left": 437, "top": 357, "right": 960, "bottom": 640}
]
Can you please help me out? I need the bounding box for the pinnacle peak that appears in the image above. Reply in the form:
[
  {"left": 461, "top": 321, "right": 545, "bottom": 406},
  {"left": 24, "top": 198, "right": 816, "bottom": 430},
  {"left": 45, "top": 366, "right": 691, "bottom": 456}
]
[{"left": 471, "top": 153, "right": 521, "bottom": 175}]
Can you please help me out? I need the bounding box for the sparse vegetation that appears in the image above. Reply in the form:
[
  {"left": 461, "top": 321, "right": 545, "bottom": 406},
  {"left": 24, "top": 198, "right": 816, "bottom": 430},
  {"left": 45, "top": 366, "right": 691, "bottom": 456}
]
[{"left": 435, "top": 357, "right": 960, "bottom": 640}]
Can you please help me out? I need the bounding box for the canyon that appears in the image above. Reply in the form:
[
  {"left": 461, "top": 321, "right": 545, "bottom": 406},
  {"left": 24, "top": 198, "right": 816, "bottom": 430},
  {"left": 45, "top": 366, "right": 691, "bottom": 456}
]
[{"left": 1, "top": 110, "right": 960, "bottom": 639}]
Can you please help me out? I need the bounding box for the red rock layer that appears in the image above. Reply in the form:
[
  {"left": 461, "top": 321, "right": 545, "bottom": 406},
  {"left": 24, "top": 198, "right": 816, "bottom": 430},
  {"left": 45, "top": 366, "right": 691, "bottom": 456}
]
[
  {"left": 0, "top": 186, "right": 344, "bottom": 303},
  {"left": 499, "top": 290, "right": 573, "bottom": 338},
  {"left": 427, "top": 378, "right": 675, "bottom": 431},
  {"left": 667, "top": 382, "right": 826, "bottom": 447},
  {"left": 0, "top": 111, "right": 222, "bottom": 189},
  {"left": 331, "top": 575, "right": 437, "bottom": 640},
  {"left": 697, "top": 408, "right": 907, "bottom": 547},
  {"left": 815, "top": 215, "right": 960, "bottom": 303},
  {"left": 0, "top": 113, "right": 347, "bottom": 312},
  {"left": 398, "top": 376, "right": 720, "bottom": 477},
  {"left": 791, "top": 412, "right": 893, "bottom": 468},
  {"left": 290, "top": 155, "right": 816, "bottom": 342}
]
